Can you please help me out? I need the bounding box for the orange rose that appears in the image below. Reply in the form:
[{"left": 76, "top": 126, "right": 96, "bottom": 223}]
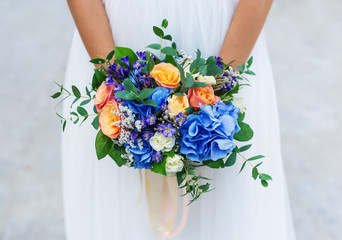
[
  {"left": 94, "top": 82, "right": 114, "bottom": 112},
  {"left": 188, "top": 84, "right": 219, "bottom": 110},
  {"left": 150, "top": 62, "right": 181, "bottom": 89},
  {"left": 167, "top": 94, "right": 190, "bottom": 116},
  {"left": 99, "top": 100, "right": 121, "bottom": 139}
]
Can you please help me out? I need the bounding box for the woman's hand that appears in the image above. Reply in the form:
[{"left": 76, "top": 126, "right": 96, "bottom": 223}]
[
  {"left": 67, "top": 0, "right": 115, "bottom": 60},
  {"left": 219, "top": 0, "right": 273, "bottom": 68}
]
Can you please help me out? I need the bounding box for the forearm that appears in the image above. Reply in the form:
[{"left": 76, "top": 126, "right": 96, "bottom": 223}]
[
  {"left": 219, "top": 0, "right": 273, "bottom": 67},
  {"left": 67, "top": 0, "right": 115, "bottom": 59}
]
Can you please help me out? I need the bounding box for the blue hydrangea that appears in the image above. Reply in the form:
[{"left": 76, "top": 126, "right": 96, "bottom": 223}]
[
  {"left": 149, "top": 87, "right": 172, "bottom": 111},
  {"left": 179, "top": 102, "right": 240, "bottom": 162},
  {"left": 128, "top": 140, "right": 155, "bottom": 169}
]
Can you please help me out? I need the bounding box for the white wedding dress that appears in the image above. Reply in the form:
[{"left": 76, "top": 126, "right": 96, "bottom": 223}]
[{"left": 62, "top": 0, "right": 296, "bottom": 239}]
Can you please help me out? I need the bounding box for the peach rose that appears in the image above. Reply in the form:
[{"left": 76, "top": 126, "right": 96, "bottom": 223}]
[
  {"left": 188, "top": 84, "right": 219, "bottom": 110},
  {"left": 99, "top": 100, "right": 121, "bottom": 139},
  {"left": 94, "top": 82, "right": 114, "bottom": 112},
  {"left": 167, "top": 94, "right": 190, "bottom": 117},
  {"left": 150, "top": 62, "right": 181, "bottom": 89}
]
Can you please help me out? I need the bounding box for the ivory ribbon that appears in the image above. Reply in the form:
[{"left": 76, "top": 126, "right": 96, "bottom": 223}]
[{"left": 144, "top": 170, "right": 189, "bottom": 240}]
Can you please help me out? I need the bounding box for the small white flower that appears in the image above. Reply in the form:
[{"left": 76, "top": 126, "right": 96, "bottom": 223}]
[
  {"left": 165, "top": 154, "right": 184, "bottom": 177},
  {"left": 197, "top": 74, "right": 216, "bottom": 85},
  {"left": 149, "top": 132, "right": 175, "bottom": 152},
  {"left": 232, "top": 97, "right": 246, "bottom": 113}
]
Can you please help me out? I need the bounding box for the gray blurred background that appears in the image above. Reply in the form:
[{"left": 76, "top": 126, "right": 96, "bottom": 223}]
[{"left": 0, "top": 0, "right": 341, "bottom": 239}]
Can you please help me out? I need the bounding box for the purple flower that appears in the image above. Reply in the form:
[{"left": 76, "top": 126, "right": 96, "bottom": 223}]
[
  {"left": 152, "top": 151, "right": 163, "bottom": 163},
  {"left": 129, "top": 132, "right": 139, "bottom": 142},
  {"left": 158, "top": 123, "right": 176, "bottom": 137},
  {"left": 161, "top": 102, "right": 168, "bottom": 111},
  {"left": 145, "top": 114, "right": 156, "bottom": 125},
  {"left": 132, "top": 60, "right": 142, "bottom": 70},
  {"left": 107, "top": 62, "right": 130, "bottom": 81},
  {"left": 215, "top": 56, "right": 224, "bottom": 69},
  {"left": 120, "top": 55, "right": 130, "bottom": 67},
  {"left": 176, "top": 112, "right": 186, "bottom": 125},
  {"left": 142, "top": 131, "right": 154, "bottom": 141},
  {"left": 136, "top": 51, "right": 147, "bottom": 61}
]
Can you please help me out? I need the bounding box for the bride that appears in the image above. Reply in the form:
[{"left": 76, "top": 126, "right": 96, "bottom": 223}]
[{"left": 62, "top": 0, "right": 296, "bottom": 239}]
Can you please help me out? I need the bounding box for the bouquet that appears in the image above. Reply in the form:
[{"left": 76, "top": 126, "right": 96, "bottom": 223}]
[{"left": 52, "top": 19, "right": 272, "bottom": 204}]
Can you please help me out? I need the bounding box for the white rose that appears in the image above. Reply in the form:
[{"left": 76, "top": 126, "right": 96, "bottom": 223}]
[
  {"left": 149, "top": 132, "right": 176, "bottom": 152},
  {"left": 197, "top": 74, "right": 216, "bottom": 85},
  {"left": 232, "top": 97, "right": 246, "bottom": 113},
  {"left": 165, "top": 154, "right": 184, "bottom": 177}
]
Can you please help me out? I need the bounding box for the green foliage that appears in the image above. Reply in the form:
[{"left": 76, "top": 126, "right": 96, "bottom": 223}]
[
  {"left": 164, "top": 55, "right": 177, "bottom": 67},
  {"left": 115, "top": 91, "right": 137, "bottom": 101},
  {"left": 248, "top": 155, "right": 265, "bottom": 161},
  {"left": 147, "top": 57, "right": 155, "bottom": 72},
  {"left": 234, "top": 121, "right": 254, "bottom": 142},
  {"left": 95, "top": 130, "right": 113, "bottom": 160},
  {"left": 138, "top": 88, "right": 154, "bottom": 100},
  {"left": 153, "top": 26, "right": 164, "bottom": 37},
  {"left": 106, "top": 50, "right": 115, "bottom": 61},
  {"left": 161, "top": 47, "right": 177, "bottom": 56},
  {"left": 161, "top": 19, "right": 168, "bottom": 28},
  {"left": 108, "top": 144, "right": 127, "bottom": 167},
  {"left": 114, "top": 46, "right": 138, "bottom": 66},
  {"left": 90, "top": 58, "right": 105, "bottom": 64},
  {"left": 203, "top": 159, "right": 224, "bottom": 169},
  {"left": 151, "top": 157, "right": 167, "bottom": 176},
  {"left": 224, "top": 152, "right": 237, "bottom": 167},
  {"left": 146, "top": 43, "right": 161, "bottom": 50},
  {"left": 91, "top": 115, "right": 99, "bottom": 130},
  {"left": 142, "top": 99, "right": 158, "bottom": 107}
]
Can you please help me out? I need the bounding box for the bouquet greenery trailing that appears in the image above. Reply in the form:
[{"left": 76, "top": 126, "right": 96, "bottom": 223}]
[{"left": 52, "top": 19, "right": 272, "bottom": 204}]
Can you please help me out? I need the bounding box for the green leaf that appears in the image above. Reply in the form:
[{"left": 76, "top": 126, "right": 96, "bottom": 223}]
[
  {"left": 162, "top": 35, "right": 172, "bottom": 41},
  {"left": 248, "top": 155, "right": 265, "bottom": 161},
  {"left": 171, "top": 42, "right": 177, "bottom": 50},
  {"left": 92, "top": 73, "right": 100, "bottom": 90},
  {"left": 106, "top": 50, "right": 115, "bottom": 61},
  {"left": 114, "top": 46, "right": 138, "bottom": 65},
  {"left": 245, "top": 70, "right": 256, "bottom": 75},
  {"left": 161, "top": 19, "right": 168, "bottom": 28},
  {"left": 51, "top": 92, "right": 61, "bottom": 99},
  {"left": 192, "top": 82, "right": 208, "bottom": 88},
  {"left": 259, "top": 173, "right": 272, "bottom": 181},
  {"left": 164, "top": 55, "right": 177, "bottom": 67},
  {"left": 178, "top": 63, "right": 186, "bottom": 84},
  {"left": 146, "top": 43, "right": 161, "bottom": 50},
  {"left": 261, "top": 179, "right": 269, "bottom": 187},
  {"left": 185, "top": 72, "right": 194, "bottom": 88},
  {"left": 115, "top": 91, "right": 137, "bottom": 100},
  {"left": 90, "top": 58, "right": 105, "bottom": 64},
  {"left": 239, "top": 161, "right": 246, "bottom": 174},
  {"left": 185, "top": 107, "right": 194, "bottom": 115},
  {"left": 147, "top": 58, "right": 155, "bottom": 73},
  {"left": 203, "top": 159, "right": 224, "bottom": 169},
  {"left": 95, "top": 130, "right": 113, "bottom": 160},
  {"left": 234, "top": 122, "right": 254, "bottom": 142},
  {"left": 94, "top": 69, "right": 106, "bottom": 86},
  {"left": 224, "top": 152, "right": 237, "bottom": 167},
  {"left": 252, "top": 167, "right": 259, "bottom": 180},
  {"left": 152, "top": 158, "right": 167, "bottom": 176},
  {"left": 255, "top": 162, "right": 263, "bottom": 168},
  {"left": 161, "top": 47, "right": 177, "bottom": 56},
  {"left": 206, "top": 62, "right": 223, "bottom": 76},
  {"left": 247, "top": 56, "right": 253, "bottom": 68},
  {"left": 108, "top": 144, "right": 127, "bottom": 167},
  {"left": 239, "top": 144, "right": 252, "bottom": 152},
  {"left": 153, "top": 26, "right": 164, "bottom": 37},
  {"left": 236, "top": 65, "right": 244, "bottom": 74},
  {"left": 139, "top": 88, "right": 154, "bottom": 100},
  {"left": 237, "top": 112, "right": 245, "bottom": 122},
  {"left": 123, "top": 78, "right": 137, "bottom": 93},
  {"left": 77, "top": 106, "right": 88, "bottom": 116},
  {"left": 62, "top": 120, "right": 66, "bottom": 132},
  {"left": 177, "top": 170, "right": 186, "bottom": 185},
  {"left": 72, "top": 85, "right": 81, "bottom": 98},
  {"left": 80, "top": 99, "right": 91, "bottom": 106},
  {"left": 142, "top": 99, "right": 158, "bottom": 107},
  {"left": 175, "top": 92, "right": 183, "bottom": 97},
  {"left": 91, "top": 115, "right": 99, "bottom": 130}
]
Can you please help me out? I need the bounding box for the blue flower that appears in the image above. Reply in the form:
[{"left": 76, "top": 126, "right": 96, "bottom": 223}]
[
  {"left": 124, "top": 100, "right": 154, "bottom": 119},
  {"left": 152, "top": 151, "right": 162, "bottom": 163},
  {"left": 107, "top": 62, "right": 130, "bottom": 81},
  {"left": 136, "top": 51, "right": 147, "bottom": 61},
  {"left": 120, "top": 55, "right": 130, "bottom": 67},
  {"left": 142, "top": 131, "right": 154, "bottom": 141},
  {"left": 145, "top": 114, "right": 156, "bottom": 125},
  {"left": 129, "top": 132, "right": 139, "bottom": 142},
  {"left": 149, "top": 87, "right": 172, "bottom": 110},
  {"left": 157, "top": 123, "right": 176, "bottom": 137},
  {"left": 128, "top": 140, "right": 155, "bottom": 169},
  {"left": 176, "top": 112, "right": 186, "bottom": 125},
  {"left": 179, "top": 102, "right": 240, "bottom": 162}
]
